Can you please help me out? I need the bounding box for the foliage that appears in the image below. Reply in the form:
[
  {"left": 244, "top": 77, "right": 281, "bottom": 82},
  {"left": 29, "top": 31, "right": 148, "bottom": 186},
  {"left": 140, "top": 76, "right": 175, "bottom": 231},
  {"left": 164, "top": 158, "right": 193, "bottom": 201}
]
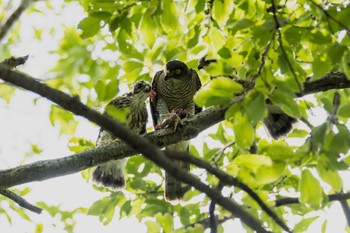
[{"left": 1, "top": 0, "right": 350, "bottom": 232}]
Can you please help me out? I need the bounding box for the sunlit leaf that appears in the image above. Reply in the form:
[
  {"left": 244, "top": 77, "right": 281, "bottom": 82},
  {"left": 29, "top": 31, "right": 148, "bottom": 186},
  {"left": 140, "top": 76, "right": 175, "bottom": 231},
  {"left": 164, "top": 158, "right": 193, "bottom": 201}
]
[
  {"left": 140, "top": 10, "right": 156, "bottom": 47},
  {"left": 293, "top": 216, "right": 319, "bottom": 233},
  {"left": 78, "top": 16, "right": 101, "bottom": 38},
  {"left": 233, "top": 113, "right": 255, "bottom": 149},
  {"left": 161, "top": 0, "right": 178, "bottom": 34},
  {"left": 194, "top": 77, "right": 243, "bottom": 107},
  {"left": 213, "top": 0, "right": 233, "bottom": 28},
  {"left": 299, "top": 170, "right": 324, "bottom": 209}
]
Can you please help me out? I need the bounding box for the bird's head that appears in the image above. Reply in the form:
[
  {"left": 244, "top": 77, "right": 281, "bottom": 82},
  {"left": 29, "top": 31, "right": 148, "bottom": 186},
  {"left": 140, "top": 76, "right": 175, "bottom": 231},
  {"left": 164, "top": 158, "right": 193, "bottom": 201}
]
[
  {"left": 164, "top": 60, "right": 190, "bottom": 81},
  {"left": 132, "top": 80, "right": 151, "bottom": 100}
]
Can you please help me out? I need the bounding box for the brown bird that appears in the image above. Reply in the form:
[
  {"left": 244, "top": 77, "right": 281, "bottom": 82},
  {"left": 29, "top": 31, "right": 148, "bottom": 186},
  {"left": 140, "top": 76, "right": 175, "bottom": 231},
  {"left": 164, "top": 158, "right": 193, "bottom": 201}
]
[
  {"left": 93, "top": 80, "right": 151, "bottom": 190},
  {"left": 150, "top": 60, "right": 202, "bottom": 201}
]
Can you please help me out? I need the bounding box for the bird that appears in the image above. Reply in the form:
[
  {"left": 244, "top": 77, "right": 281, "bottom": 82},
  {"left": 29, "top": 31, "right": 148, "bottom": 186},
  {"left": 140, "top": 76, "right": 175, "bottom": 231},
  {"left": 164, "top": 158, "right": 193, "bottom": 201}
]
[
  {"left": 92, "top": 80, "right": 151, "bottom": 190},
  {"left": 263, "top": 104, "right": 297, "bottom": 139},
  {"left": 150, "top": 60, "right": 202, "bottom": 201}
]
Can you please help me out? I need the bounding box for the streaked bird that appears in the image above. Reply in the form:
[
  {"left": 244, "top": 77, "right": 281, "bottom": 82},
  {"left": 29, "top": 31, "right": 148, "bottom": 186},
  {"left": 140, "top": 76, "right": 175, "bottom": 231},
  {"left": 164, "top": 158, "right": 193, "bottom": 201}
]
[
  {"left": 150, "top": 60, "right": 202, "bottom": 201},
  {"left": 93, "top": 80, "right": 151, "bottom": 190}
]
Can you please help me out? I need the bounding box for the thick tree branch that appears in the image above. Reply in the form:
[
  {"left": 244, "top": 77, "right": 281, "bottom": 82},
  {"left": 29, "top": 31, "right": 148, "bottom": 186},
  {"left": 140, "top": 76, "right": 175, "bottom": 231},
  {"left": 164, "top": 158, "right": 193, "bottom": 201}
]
[
  {"left": 0, "top": 189, "right": 42, "bottom": 214},
  {"left": 0, "top": 0, "right": 33, "bottom": 42},
  {"left": 0, "top": 65, "right": 268, "bottom": 233}
]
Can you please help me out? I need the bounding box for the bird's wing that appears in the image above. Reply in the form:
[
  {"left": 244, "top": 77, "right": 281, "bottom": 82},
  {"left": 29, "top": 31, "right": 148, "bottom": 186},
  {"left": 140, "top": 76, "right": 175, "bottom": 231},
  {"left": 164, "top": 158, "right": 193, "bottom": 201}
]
[
  {"left": 190, "top": 68, "right": 202, "bottom": 114},
  {"left": 96, "top": 95, "right": 131, "bottom": 146},
  {"left": 150, "top": 70, "right": 163, "bottom": 128}
]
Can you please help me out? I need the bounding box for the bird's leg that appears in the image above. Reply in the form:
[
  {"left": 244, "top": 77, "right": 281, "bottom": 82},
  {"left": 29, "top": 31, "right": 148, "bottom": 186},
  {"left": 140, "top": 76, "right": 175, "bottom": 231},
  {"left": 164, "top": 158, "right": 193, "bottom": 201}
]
[
  {"left": 149, "top": 90, "right": 157, "bottom": 102},
  {"left": 159, "top": 109, "right": 188, "bottom": 131}
]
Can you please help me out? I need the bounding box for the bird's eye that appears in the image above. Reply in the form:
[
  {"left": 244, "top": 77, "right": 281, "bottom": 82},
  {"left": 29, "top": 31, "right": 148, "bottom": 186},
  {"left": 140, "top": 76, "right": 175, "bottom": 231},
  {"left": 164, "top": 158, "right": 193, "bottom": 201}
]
[{"left": 175, "top": 69, "right": 181, "bottom": 75}]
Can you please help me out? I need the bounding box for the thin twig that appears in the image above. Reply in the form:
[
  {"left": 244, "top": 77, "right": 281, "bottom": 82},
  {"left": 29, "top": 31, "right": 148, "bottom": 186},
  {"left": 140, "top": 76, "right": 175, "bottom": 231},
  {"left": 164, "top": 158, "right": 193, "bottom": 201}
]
[
  {"left": 209, "top": 181, "right": 224, "bottom": 233},
  {"left": 183, "top": 215, "right": 235, "bottom": 230},
  {"left": 308, "top": 0, "right": 350, "bottom": 36},
  {"left": 0, "top": 0, "right": 33, "bottom": 42},
  {"left": 270, "top": 0, "right": 303, "bottom": 93},
  {"left": 275, "top": 192, "right": 350, "bottom": 207},
  {"left": 0, "top": 189, "right": 42, "bottom": 214},
  {"left": 251, "top": 30, "right": 277, "bottom": 85}
]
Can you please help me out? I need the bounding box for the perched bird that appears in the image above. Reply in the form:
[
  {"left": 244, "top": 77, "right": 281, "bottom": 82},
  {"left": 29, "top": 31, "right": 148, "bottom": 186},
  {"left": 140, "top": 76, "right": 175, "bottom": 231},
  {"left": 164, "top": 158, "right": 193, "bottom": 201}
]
[
  {"left": 150, "top": 60, "right": 202, "bottom": 201},
  {"left": 263, "top": 104, "right": 297, "bottom": 139},
  {"left": 93, "top": 80, "right": 151, "bottom": 190}
]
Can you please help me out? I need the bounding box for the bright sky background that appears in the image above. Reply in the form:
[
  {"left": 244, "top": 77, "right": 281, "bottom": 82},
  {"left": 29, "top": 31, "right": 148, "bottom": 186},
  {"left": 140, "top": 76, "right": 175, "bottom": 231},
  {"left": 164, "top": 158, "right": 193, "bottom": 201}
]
[{"left": 0, "top": 1, "right": 349, "bottom": 232}]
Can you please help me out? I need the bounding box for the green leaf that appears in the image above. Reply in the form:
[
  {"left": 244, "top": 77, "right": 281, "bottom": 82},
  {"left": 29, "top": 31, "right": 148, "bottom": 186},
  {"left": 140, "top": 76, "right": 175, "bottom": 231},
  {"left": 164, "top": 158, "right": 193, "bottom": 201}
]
[
  {"left": 0, "top": 84, "right": 15, "bottom": 103},
  {"left": 207, "top": 27, "right": 226, "bottom": 51},
  {"left": 326, "top": 124, "right": 350, "bottom": 154},
  {"left": 140, "top": 11, "right": 156, "bottom": 47},
  {"left": 195, "top": 0, "right": 205, "bottom": 13},
  {"left": 233, "top": 113, "right": 255, "bottom": 149},
  {"left": 35, "top": 224, "right": 43, "bottom": 233},
  {"left": 178, "top": 206, "right": 191, "bottom": 225},
  {"left": 105, "top": 104, "right": 129, "bottom": 123},
  {"left": 213, "top": 0, "right": 233, "bottom": 28},
  {"left": 244, "top": 91, "right": 266, "bottom": 125},
  {"left": 94, "top": 80, "right": 106, "bottom": 101},
  {"left": 256, "top": 162, "right": 286, "bottom": 185},
  {"left": 49, "top": 105, "right": 77, "bottom": 136},
  {"left": 312, "top": 53, "right": 332, "bottom": 79},
  {"left": 338, "top": 102, "right": 350, "bottom": 118},
  {"left": 317, "top": 157, "right": 343, "bottom": 192},
  {"left": 288, "top": 128, "right": 309, "bottom": 138},
  {"left": 218, "top": 46, "right": 232, "bottom": 59},
  {"left": 259, "top": 140, "right": 294, "bottom": 161},
  {"left": 31, "top": 144, "right": 43, "bottom": 154},
  {"left": 299, "top": 170, "right": 324, "bottom": 209},
  {"left": 194, "top": 77, "right": 243, "bottom": 107},
  {"left": 78, "top": 16, "right": 101, "bottom": 38},
  {"left": 146, "top": 221, "right": 161, "bottom": 233},
  {"left": 161, "top": 0, "right": 178, "bottom": 34},
  {"left": 342, "top": 50, "right": 350, "bottom": 80},
  {"left": 156, "top": 213, "right": 174, "bottom": 232},
  {"left": 270, "top": 88, "right": 300, "bottom": 118},
  {"left": 202, "top": 142, "right": 220, "bottom": 160},
  {"left": 294, "top": 216, "right": 319, "bottom": 233}
]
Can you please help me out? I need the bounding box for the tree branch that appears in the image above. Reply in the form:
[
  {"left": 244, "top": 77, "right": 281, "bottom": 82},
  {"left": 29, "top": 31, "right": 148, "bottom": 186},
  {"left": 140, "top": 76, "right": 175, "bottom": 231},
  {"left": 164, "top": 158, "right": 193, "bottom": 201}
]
[
  {"left": 209, "top": 182, "right": 224, "bottom": 233},
  {"left": 0, "top": 0, "right": 33, "bottom": 42},
  {"left": 0, "top": 189, "right": 42, "bottom": 214},
  {"left": 183, "top": 215, "right": 235, "bottom": 231},
  {"left": 275, "top": 192, "right": 350, "bottom": 207},
  {"left": 0, "top": 65, "right": 268, "bottom": 233},
  {"left": 340, "top": 199, "right": 350, "bottom": 227}
]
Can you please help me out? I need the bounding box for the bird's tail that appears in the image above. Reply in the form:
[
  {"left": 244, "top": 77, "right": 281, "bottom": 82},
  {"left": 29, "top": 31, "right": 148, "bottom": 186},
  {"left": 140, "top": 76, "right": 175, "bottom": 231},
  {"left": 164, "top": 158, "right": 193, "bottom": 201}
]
[
  {"left": 263, "top": 105, "right": 297, "bottom": 139},
  {"left": 164, "top": 142, "right": 191, "bottom": 202},
  {"left": 92, "top": 159, "right": 126, "bottom": 190},
  {"left": 165, "top": 158, "right": 190, "bottom": 202}
]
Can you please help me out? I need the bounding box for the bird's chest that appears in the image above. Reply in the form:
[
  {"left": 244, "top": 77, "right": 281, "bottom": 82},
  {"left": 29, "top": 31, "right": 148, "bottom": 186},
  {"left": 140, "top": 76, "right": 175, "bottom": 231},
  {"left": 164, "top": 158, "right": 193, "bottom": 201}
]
[
  {"left": 157, "top": 80, "right": 196, "bottom": 111},
  {"left": 126, "top": 103, "right": 147, "bottom": 133}
]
